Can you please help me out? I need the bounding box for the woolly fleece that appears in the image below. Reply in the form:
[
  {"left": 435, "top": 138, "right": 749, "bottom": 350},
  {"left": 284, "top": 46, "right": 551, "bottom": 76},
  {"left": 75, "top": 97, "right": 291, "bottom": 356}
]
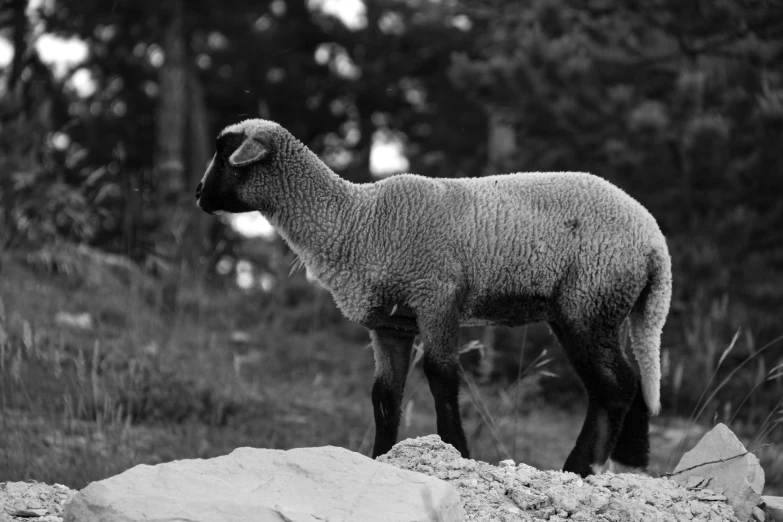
[{"left": 197, "top": 119, "right": 673, "bottom": 475}]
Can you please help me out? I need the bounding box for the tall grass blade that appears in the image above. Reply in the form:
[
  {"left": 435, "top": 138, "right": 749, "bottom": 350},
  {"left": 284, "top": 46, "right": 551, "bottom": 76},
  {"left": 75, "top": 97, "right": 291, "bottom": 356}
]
[
  {"left": 749, "top": 396, "right": 783, "bottom": 450},
  {"left": 512, "top": 325, "right": 528, "bottom": 461},
  {"left": 667, "top": 332, "right": 783, "bottom": 472},
  {"left": 22, "top": 320, "right": 32, "bottom": 353},
  {"left": 717, "top": 330, "right": 740, "bottom": 367},
  {"left": 668, "top": 328, "right": 739, "bottom": 471},
  {"left": 459, "top": 365, "right": 510, "bottom": 461},
  {"left": 729, "top": 362, "right": 783, "bottom": 425}
]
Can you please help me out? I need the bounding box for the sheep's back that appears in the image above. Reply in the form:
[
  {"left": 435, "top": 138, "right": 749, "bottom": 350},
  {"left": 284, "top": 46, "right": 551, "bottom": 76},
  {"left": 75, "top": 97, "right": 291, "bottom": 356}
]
[{"left": 365, "top": 171, "right": 666, "bottom": 325}]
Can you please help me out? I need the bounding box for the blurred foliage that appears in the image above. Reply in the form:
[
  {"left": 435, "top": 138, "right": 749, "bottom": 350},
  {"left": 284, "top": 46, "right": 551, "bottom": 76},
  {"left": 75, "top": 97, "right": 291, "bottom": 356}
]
[
  {"left": 1, "top": 0, "right": 782, "bottom": 424},
  {"left": 446, "top": 0, "right": 783, "bottom": 417}
]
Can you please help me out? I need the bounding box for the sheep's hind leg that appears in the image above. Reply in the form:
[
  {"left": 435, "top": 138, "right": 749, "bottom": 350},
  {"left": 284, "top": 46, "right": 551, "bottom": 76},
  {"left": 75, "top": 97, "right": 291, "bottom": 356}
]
[
  {"left": 420, "top": 310, "right": 469, "bottom": 458},
  {"left": 609, "top": 378, "right": 650, "bottom": 470},
  {"left": 550, "top": 321, "right": 637, "bottom": 477},
  {"left": 370, "top": 328, "right": 415, "bottom": 458}
]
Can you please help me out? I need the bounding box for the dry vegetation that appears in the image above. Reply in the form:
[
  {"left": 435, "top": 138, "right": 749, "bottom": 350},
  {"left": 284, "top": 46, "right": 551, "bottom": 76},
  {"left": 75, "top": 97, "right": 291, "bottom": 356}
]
[{"left": 0, "top": 245, "right": 780, "bottom": 495}]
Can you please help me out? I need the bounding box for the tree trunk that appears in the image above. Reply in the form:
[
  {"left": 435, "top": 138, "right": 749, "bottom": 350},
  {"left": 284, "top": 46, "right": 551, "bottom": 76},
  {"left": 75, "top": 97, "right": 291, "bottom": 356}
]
[
  {"left": 186, "top": 64, "right": 218, "bottom": 273},
  {"left": 154, "top": 0, "right": 213, "bottom": 273},
  {"left": 155, "top": 0, "right": 187, "bottom": 208},
  {"left": 486, "top": 109, "right": 517, "bottom": 174},
  {"left": 7, "top": 0, "right": 28, "bottom": 93},
  {"left": 154, "top": 0, "right": 189, "bottom": 275},
  {"left": 122, "top": 168, "right": 143, "bottom": 260},
  {"left": 153, "top": 0, "right": 207, "bottom": 308}
]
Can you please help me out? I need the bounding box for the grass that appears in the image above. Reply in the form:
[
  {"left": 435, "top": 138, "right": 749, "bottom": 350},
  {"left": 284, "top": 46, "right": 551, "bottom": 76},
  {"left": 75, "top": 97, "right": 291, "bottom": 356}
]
[
  {"left": 0, "top": 247, "right": 375, "bottom": 486},
  {"left": 0, "top": 245, "right": 781, "bottom": 495}
]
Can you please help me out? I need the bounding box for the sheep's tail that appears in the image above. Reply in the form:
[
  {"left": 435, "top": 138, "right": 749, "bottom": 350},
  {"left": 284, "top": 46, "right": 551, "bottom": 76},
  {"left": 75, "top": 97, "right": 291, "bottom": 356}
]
[{"left": 629, "top": 245, "right": 672, "bottom": 416}]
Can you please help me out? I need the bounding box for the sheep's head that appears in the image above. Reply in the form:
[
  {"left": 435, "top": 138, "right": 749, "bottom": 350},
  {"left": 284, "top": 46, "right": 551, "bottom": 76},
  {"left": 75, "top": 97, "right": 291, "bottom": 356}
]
[{"left": 196, "top": 119, "right": 289, "bottom": 216}]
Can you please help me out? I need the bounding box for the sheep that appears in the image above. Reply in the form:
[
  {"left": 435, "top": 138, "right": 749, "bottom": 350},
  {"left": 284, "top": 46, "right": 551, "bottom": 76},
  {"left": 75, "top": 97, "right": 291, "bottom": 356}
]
[{"left": 195, "top": 118, "right": 672, "bottom": 478}]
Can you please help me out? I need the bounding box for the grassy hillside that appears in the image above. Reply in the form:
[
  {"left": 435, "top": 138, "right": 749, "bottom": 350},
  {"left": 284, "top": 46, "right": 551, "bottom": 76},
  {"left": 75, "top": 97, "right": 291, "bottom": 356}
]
[{"left": 0, "top": 246, "right": 780, "bottom": 494}]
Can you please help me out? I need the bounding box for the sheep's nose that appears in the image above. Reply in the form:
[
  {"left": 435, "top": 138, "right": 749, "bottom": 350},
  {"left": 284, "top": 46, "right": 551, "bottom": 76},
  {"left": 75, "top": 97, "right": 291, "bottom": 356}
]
[{"left": 195, "top": 182, "right": 203, "bottom": 200}]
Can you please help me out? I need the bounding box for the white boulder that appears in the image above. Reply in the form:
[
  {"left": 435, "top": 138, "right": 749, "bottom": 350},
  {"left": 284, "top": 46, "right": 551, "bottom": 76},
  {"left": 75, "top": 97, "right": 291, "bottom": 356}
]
[{"left": 63, "top": 445, "right": 465, "bottom": 522}]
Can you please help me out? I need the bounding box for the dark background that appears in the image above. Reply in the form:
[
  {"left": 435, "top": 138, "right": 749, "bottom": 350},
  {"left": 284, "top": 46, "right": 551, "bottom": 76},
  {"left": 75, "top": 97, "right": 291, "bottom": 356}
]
[{"left": 1, "top": 0, "right": 781, "bottom": 493}]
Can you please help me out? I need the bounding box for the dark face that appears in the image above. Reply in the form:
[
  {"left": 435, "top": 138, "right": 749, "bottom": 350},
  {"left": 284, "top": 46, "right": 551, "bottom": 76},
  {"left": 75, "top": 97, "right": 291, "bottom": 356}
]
[{"left": 195, "top": 128, "right": 276, "bottom": 215}]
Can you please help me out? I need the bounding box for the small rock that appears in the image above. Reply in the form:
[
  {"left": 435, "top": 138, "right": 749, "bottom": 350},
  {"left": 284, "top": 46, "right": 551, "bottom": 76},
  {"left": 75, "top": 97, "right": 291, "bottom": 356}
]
[
  {"left": 547, "top": 486, "right": 580, "bottom": 512},
  {"left": 588, "top": 494, "right": 610, "bottom": 511},
  {"left": 752, "top": 505, "right": 766, "bottom": 521},
  {"left": 762, "top": 496, "right": 783, "bottom": 521},
  {"left": 672, "top": 423, "right": 764, "bottom": 522},
  {"left": 684, "top": 476, "right": 706, "bottom": 489},
  {"left": 510, "top": 488, "right": 547, "bottom": 510},
  {"left": 10, "top": 508, "right": 49, "bottom": 517},
  {"left": 696, "top": 492, "right": 727, "bottom": 502},
  {"left": 54, "top": 312, "right": 93, "bottom": 330},
  {"left": 693, "top": 502, "right": 709, "bottom": 517},
  {"left": 604, "top": 498, "right": 665, "bottom": 522},
  {"left": 670, "top": 502, "right": 694, "bottom": 520},
  {"left": 514, "top": 466, "right": 536, "bottom": 484},
  {"left": 609, "top": 476, "right": 626, "bottom": 491},
  {"left": 229, "top": 330, "right": 251, "bottom": 343}
]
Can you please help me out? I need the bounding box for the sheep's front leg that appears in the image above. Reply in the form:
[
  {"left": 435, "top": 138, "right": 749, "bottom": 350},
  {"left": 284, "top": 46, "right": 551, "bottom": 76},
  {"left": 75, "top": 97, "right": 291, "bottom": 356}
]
[
  {"left": 420, "top": 310, "right": 469, "bottom": 458},
  {"left": 370, "top": 328, "right": 415, "bottom": 458}
]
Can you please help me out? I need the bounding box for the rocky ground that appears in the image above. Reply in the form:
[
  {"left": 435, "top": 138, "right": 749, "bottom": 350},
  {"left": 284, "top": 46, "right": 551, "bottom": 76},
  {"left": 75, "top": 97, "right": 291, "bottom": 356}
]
[
  {"left": 380, "top": 435, "right": 741, "bottom": 522},
  {"left": 0, "top": 482, "right": 76, "bottom": 522},
  {"left": 1, "top": 433, "right": 776, "bottom": 522}
]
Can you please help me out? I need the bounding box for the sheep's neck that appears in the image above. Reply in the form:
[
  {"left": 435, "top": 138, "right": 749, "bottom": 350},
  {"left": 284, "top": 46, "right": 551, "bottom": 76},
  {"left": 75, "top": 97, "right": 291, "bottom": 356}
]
[{"left": 271, "top": 152, "right": 361, "bottom": 278}]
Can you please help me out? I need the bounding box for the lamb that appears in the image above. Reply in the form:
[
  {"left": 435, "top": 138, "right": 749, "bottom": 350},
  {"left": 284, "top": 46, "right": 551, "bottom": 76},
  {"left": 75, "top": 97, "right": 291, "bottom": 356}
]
[{"left": 195, "top": 118, "right": 672, "bottom": 478}]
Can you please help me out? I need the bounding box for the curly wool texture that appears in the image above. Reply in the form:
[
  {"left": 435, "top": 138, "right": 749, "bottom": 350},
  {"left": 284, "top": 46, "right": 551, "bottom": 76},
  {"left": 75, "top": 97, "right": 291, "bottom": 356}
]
[
  {"left": 199, "top": 119, "right": 673, "bottom": 471},
  {"left": 392, "top": 175, "right": 665, "bottom": 406}
]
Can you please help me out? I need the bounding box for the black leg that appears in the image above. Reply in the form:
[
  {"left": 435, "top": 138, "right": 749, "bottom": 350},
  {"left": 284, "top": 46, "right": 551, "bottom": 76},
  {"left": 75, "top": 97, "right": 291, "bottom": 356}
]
[
  {"left": 419, "top": 307, "right": 469, "bottom": 458},
  {"left": 610, "top": 378, "right": 650, "bottom": 469},
  {"left": 550, "top": 321, "right": 637, "bottom": 477},
  {"left": 422, "top": 353, "right": 469, "bottom": 457},
  {"left": 370, "top": 328, "right": 415, "bottom": 458}
]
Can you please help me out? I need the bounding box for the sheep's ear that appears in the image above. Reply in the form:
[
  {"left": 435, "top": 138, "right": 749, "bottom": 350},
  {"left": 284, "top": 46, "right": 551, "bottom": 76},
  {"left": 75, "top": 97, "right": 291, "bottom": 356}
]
[{"left": 228, "top": 137, "right": 267, "bottom": 167}]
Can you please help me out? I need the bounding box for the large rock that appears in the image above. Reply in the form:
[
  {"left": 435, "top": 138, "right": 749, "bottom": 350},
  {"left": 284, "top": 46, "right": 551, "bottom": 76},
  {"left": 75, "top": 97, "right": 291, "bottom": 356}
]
[
  {"left": 763, "top": 496, "right": 783, "bottom": 521},
  {"left": 672, "top": 423, "right": 764, "bottom": 522},
  {"left": 63, "top": 445, "right": 465, "bottom": 522}
]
